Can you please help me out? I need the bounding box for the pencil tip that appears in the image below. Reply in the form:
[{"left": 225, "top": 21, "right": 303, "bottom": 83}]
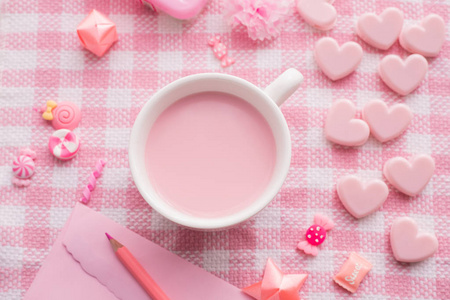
[{"left": 105, "top": 232, "right": 113, "bottom": 240}]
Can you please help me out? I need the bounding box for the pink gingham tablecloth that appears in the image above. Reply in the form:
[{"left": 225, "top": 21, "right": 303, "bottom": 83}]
[{"left": 0, "top": 0, "right": 449, "bottom": 299}]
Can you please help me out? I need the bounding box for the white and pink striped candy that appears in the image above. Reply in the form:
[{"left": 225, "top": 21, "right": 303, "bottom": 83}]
[
  {"left": 48, "top": 129, "right": 80, "bottom": 160},
  {"left": 12, "top": 155, "right": 35, "bottom": 179}
]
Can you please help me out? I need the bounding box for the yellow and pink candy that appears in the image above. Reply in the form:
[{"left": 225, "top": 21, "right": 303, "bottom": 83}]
[{"left": 41, "top": 100, "right": 81, "bottom": 131}]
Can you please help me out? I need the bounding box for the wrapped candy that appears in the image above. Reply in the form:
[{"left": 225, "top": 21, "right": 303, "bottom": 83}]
[
  {"left": 297, "top": 214, "right": 334, "bottom": 256},
  {"left": 77, "top": 9, "right": 118, "bottom": 57},
  {"left": 208, "top": 36, "right": 235, "bottom": 68},
  {"left": 334, "top": 252, "right": 372, "bottom": 293},
  {"left": 48, "top": 129, "right": 80, "bottom": 160},
  {"left": 12, "top": 149, "right": 36, "bottom": 187}
]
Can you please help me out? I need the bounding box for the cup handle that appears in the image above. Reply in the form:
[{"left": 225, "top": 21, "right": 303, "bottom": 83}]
[{"left": 264, "top": 68, "right": 304, "bottom": 107}]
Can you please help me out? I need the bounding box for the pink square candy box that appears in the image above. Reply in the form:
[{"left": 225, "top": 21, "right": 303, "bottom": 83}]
[{"left": 77, "top": 9, "right": 118, "bottom": 57}]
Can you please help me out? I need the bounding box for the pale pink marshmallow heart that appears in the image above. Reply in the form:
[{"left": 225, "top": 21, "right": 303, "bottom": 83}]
[
  {"left": 324, "top": 99, "right": 370, "bottom": 146},
  {"left": 336, "top": 175, "right": 389, "bottom": 219},
  {"left": 356, "top": 7, "right": 404, "bottom": 50},
  {"left": 314, "top": 37, "right": 363, "bottom": 81},
  {"left": 390, "top": 217, "right": 438, "bottom": 263},
  {"left": 383, "top": 154, "right": 435, "bottom": 197},
  {"left": 378, "top": 54, "right": 428, "bottom": 96},
  {"left": 297, "top": 0, "right": 337, "bottom": 31},
  {"left": 362, "top": 99, "right": 412, "bottom": 143},
  {"left": 400, "top": 14, "right": 445, "bottom": 57}
]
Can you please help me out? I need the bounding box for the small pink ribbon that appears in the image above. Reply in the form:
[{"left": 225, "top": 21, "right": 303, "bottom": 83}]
[
  {"left": 12, "top": 177, "right": 31, "bottom": 187},
  {"left": 20, "top": 148, "right": 36, "bottom": 159},
  {"left": 80, "top": 159, "right": 106, "bottom": 204}
]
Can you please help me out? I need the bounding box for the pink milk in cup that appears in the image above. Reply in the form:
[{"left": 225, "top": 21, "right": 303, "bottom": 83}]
[{"left": 129, "top": 69, "right": 303, "bottom": 230}]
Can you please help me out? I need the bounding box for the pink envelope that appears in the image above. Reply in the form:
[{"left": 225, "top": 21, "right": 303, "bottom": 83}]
[{"left": 24, "top": 203, "right": 251, "bottom": 300}]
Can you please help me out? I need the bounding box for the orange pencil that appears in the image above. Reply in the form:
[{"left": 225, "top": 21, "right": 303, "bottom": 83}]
[{"left": 105, "top": 233, "right": 170, "bottom": 300}]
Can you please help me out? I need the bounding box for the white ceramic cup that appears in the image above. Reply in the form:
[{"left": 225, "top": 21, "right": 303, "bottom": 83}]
[{"left": 129, "top": 68, "right": 303, "bottom": 230}]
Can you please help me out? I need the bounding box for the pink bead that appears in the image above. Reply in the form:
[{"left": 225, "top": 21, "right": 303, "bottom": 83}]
[
  {"left": 305, "top": 224, "right": 327, "bottom": 246},
  {"left": 51, "top": 102, "right": 81, "bottom": 130},
  {"left": 12, "top": 155, "right": 35, "bottom": 179}
]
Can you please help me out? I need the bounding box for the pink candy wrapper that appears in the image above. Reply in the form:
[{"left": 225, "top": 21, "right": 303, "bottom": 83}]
[
  {"left": 77, "top": 9, "right": 118, "bottom": 57},
  {"left": 297, "top": 214, "right": 334, "bottom": 256},
  {"left": 334, "top": 252, "right": 372, "bottom": 293}
]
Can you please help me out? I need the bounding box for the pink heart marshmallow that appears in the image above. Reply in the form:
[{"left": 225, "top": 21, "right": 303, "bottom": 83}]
[
  {"left": 378, "top": 54, "right": 428, "bottom": 96},
  {"left": 362, "top": 99, "right": 412, "bottom": 143},
  {"left": 383, "top": 154, "right": 435, "bottom": 196},
  {"left": 314, "top": 38, "right": 363, "bottom": 81},
  {"left": 324, "top": 99, "right": 370, "bottom": 146},
  {"left": 337, "top": 175, "right": 389, "bottom": 219},
  {"left": 356, "top": 7, "right": 404, "bottom": 50},
  {"left": 400, "top": 14, "right": 445, "bottom": 57},
  {"left": 390, "top": 217, "right": 438, "bottom": 263},
  {"left": 297, "top": 0, "right": 337, "bottom": 31}
]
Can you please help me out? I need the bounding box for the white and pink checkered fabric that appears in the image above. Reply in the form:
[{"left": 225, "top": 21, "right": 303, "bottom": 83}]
[{"left": 0, "top": 0, "right": 449, "bottom": 299}]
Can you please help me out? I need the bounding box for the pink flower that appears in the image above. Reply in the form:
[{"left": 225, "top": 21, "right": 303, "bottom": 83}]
[{"left": 225, "top": 0, "right": 292, "bottom": 41}]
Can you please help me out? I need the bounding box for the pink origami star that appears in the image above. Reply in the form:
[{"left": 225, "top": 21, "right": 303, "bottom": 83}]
[
  {"left": 77, "top": 9, "right": 118, "bottom": 57},
  {"left": 242, "top": 258, "right": 307, "bottom": 300}
]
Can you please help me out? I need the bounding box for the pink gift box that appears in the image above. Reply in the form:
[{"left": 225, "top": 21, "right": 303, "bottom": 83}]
[{"left": 77, "top": 9, "right": 118, "bottom": 57}]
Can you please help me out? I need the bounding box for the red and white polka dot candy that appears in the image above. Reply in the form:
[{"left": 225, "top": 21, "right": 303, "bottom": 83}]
[
  {"left": 306, "top": 224, "right": 327, "bottom": 246},
  {"left": 48, "top": 129, "right": 80, "bottom": 160},
  {"left": 12, "top": 155, "right": 35, "bottom": 179},
  {"left": 297, "top": 214, "right": 334, "bottom": 256}
]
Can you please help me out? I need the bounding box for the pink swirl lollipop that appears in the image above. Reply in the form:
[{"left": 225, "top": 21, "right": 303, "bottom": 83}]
[
  {"left": 12, "top": 155, "right": 35, "bottom": 179},
  {"left": 51, "top": 101, "right": 81, "bottom": 130},
  {"left": 48, "top": 129, "right": 80, "bottom": 160}
]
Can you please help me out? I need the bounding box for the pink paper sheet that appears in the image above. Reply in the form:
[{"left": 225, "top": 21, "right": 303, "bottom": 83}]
[{"left": 24, "top": 203, "right": 251, "bottom": 300}]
